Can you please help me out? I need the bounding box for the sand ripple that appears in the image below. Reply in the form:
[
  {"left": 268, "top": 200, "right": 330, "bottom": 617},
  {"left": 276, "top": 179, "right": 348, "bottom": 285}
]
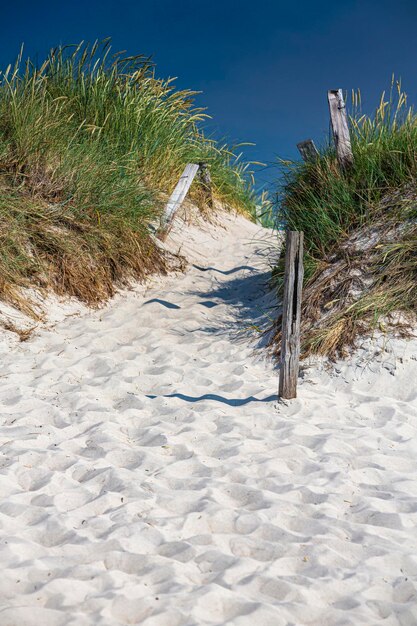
[{"left": 0, "top": 214, "right": 416, "bottom": 625}]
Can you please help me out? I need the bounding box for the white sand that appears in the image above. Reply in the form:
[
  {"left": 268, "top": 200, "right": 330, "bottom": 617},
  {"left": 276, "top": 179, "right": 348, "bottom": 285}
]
[{"left": 0, "top": 212, "right": 416, "bottom": 626}]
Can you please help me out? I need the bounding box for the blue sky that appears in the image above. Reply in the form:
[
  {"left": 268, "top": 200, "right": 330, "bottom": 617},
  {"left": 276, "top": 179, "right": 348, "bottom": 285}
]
[{"left": 2, "top": 0, "right": 417, "bottom": 190}]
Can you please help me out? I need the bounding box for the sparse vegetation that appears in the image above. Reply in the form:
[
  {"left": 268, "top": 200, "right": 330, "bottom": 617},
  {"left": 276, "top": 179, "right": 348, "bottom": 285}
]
[
  {"left": 273, "top": 82, "right": 417, "bottom": 358},
  {"left": 0, "top": 40, "right": 256, "bottom": 317}
]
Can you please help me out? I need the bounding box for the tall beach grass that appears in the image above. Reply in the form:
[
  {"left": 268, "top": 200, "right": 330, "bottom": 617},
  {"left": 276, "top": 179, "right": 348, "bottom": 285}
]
[
  {"left": 0, "top": 40, "right": 256, "bottom": 318},
  {"left": 274, "top": 81, "right": 417, "bottom": 357}
]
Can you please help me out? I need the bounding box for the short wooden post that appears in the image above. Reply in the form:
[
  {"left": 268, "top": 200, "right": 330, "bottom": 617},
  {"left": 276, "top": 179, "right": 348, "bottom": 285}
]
[
  {"left": 279, "top": 231, "right": 304, "bottom": 399},
  {"left": 198, "top": 162, "right": 213, "bottom": 209},
  {"left": 158, "top": 163, "right": 200, "bottom": 240},
  {"left": 297, "top": 139, "right": 319, "bottom": 162},
  {"left": 327, "top": 89, "right": 353, "bottom": 169}
]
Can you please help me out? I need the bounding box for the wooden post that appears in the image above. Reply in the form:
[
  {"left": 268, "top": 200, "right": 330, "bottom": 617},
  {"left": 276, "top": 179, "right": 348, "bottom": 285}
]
[
  {"left": 279, "top": 231, "right": 304, "bottom": 400},
  {"left": 327, "top": 89, "right": 353, "bottom": 169},
  {"left": 198, "top": 162, "right": 213, "bottom": 209},
  {"left": 158, "top": 163, "right": 200, "bottom": 239},
  {"left": 297, "top": 139, "right": 319, "bottom": 162}
]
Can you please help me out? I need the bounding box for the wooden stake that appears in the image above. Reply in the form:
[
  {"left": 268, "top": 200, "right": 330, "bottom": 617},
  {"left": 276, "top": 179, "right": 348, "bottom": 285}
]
[
  {"left": 158, "top": 163, "right": 200, "bottom": 239},
  {"left": 297, "top": 139, "right": 319, "bottom": 162},
  {"left": 327, "top": 89, "right": 353, "bottom": 169},
  {"left": 198, "top": 162, "right": 213, "bottom": 209},
  {"left": 279, "top": 231, "right": 304, "bottom": 400}
]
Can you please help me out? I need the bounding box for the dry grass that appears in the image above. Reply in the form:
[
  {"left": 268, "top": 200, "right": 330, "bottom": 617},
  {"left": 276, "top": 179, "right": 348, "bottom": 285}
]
[
  {"left": 2, "top": 320, "right": 35, "bottom": 341},
  {"left": 0, "top": 195, "right": 167, "bottom": 317}
]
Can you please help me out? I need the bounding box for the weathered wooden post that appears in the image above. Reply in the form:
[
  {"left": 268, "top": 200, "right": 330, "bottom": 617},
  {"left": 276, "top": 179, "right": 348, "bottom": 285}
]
[
  {"left": 198, "top": 162, "right": 213, "bottom": 209},
  {"left": 279, "top": 231, "right": 304, "bottom": 400},
  {"left": 158, "top": 163, "right": 200, "bottom": 240},
  {"left": 327, "top": 89, "right": 353, "bottom": 169},
  {"left": 297, "top": 139, "right": 319, "bottom": 162}
]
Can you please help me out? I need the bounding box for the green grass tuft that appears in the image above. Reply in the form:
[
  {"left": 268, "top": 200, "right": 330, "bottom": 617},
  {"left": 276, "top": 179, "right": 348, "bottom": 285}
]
[
  {"left": 0, "top": 40, "right": 257, "bottom": 316},
  {"left": 274, "top": 80, "right": 417, "bottom": 357}
]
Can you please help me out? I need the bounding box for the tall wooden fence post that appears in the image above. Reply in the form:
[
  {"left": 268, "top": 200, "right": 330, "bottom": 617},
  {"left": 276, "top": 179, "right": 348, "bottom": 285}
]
[
  {"left": 297, "top": 139, "right": 319, "bottom": 162},
  {"left": 158, "top": 163, "right": 200, "bottom": 240},
  {"left": 327, "top": 89, "right": 353, "bottom": 170},
  {"left": 279, "top": 231, "right": 304, "bottom": 400},
  {"left": 198, "top": 162, "right": 213, "bottom": 209}
]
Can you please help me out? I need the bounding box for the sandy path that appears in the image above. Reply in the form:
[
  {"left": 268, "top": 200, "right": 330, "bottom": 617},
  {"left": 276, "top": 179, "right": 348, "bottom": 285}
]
[{"left": 0, "top": 213, "right": 417, "bottom": 626}]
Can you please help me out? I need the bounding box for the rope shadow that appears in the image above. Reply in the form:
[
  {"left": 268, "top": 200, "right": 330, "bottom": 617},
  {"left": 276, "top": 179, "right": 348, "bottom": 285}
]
[{"left": 146, "top": 392, "right": 278, "bottom": 406}]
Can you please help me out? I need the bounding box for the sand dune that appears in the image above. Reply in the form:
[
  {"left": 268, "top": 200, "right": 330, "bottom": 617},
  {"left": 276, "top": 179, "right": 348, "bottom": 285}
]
[{"left": 0, "top": 212, "right": 416, "bottom": 625}]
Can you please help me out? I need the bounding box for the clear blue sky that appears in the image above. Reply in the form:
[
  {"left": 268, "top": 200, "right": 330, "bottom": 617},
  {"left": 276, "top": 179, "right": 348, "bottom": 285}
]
[{"left": 2, "top": 0, "right": 417, "bottom": 191}]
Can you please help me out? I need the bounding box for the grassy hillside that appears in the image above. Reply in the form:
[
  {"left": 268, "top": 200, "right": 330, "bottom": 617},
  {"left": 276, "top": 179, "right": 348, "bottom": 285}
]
[
  {"left": 274, "top": 83, "right": 417, "bottom": 357},
  {"left": 0, "top": 40, "right": 256, "bottom": 318}
]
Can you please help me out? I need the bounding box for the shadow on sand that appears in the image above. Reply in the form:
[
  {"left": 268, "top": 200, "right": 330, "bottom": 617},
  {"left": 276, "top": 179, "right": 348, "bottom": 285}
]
[
  {"left": 190, "top": 267, "right": 277, "bottom": 347},
  {"left": 193, "top": 264, "right": 257, "bottom": 275},
  {"left": 144, "top": 298, "right": 181, "bottom": 310},
  {"left": 146, "top": 392, "right": 278, "bottom": 406}
]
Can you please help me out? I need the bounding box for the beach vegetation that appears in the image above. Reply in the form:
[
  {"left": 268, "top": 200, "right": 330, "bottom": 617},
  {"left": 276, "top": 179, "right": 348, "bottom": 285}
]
[
  {"left": 273, "top": 81, "right": 417, "bottom": 357},
  {"left": 0, "top": 40, "right": 256, "bottom": 317}
]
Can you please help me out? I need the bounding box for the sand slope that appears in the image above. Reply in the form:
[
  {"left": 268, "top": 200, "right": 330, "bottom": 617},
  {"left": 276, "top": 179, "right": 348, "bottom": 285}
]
[{"left": 0, "top": 213, "right": 416, "bottom": 626}]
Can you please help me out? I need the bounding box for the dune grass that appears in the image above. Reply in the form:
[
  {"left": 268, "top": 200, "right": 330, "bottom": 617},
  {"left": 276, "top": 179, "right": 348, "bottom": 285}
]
[
  {"left": 0, "top": 40, "right": 256, "bottom": 318},
  {"left": 274, "top": 82, "right": 417, "bottom": 357}
]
